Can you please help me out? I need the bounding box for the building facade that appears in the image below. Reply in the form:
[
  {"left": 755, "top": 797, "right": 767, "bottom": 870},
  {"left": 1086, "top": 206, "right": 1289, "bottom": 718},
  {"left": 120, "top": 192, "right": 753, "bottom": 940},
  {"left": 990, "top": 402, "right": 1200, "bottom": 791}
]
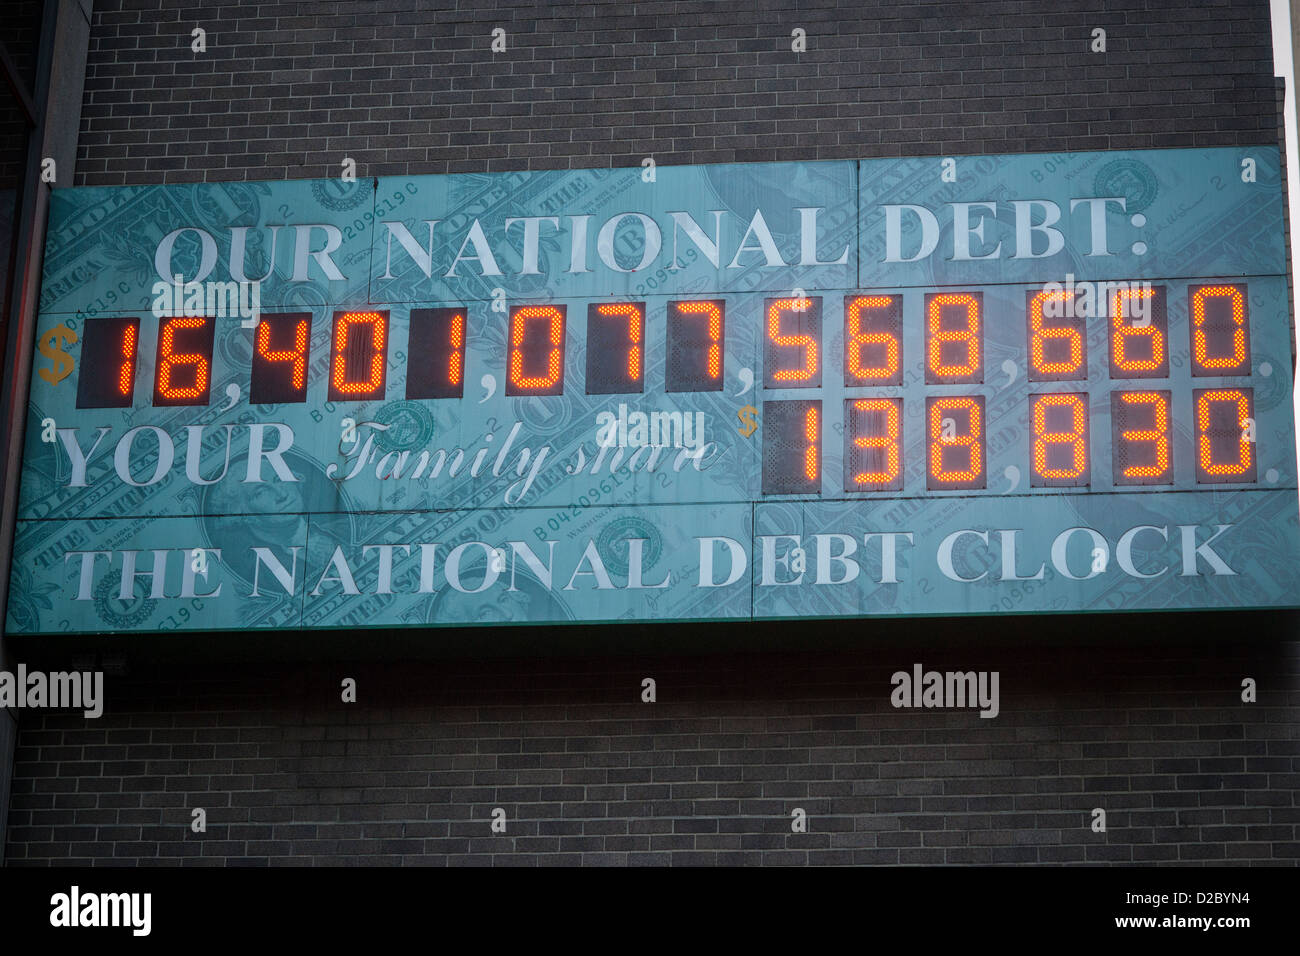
[{"left": 1, "top": 0, "right": 1297, "bottom": 865}]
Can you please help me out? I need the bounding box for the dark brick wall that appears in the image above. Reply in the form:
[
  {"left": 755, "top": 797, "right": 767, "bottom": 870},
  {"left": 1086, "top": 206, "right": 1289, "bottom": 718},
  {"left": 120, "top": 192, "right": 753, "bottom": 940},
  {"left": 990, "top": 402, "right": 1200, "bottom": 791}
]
[
  {"left": 5, "top": 0, "right": 1295, "bottom": 866},
  {"left": 74, "top": 0, "right": 1279, "bottom": 185},
  {"left": 0, "top": 0, "right": 44, "bottom": 187},
  {"left": 5, "top": 636, "right": 1299, "bottom": 866}
]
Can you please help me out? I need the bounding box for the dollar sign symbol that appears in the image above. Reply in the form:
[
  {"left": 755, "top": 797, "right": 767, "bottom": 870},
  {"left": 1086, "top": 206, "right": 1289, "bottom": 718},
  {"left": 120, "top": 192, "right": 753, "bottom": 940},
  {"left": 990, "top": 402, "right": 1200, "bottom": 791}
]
[
  {"left": 37, "top": 324, "right": 78, "bottom": 385},
  {"left": 737, "top": 404, "right": 758, "bottom": 438}
]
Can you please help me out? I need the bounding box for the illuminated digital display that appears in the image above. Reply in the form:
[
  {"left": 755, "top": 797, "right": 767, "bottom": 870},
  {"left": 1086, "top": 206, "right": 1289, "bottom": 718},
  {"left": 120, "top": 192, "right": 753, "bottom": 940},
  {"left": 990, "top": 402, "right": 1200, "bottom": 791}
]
[
  {"left": 667, "top": 299, "right": 725, "bottom": 392},
  {"left": 1189, "top": 284, "right": 1251, "bottom": 377},
  {"left": 844, "top": 294, "right": 903, "bottom": 386},
  {"left": 328, "top": 310, "right": 389, "bottom": 402},
  {"left": 1026, "top": 289, "right": 1087, "bottom": 381},
  {"left": 1195, "top": 387, "right": 1256, "bottom": 483},
  {"left": 586, "top": 302, "right": 644, "bottom": 395},
  {"left": 926, "top": 396, "right": 986, "bottom": 490},
  {"left": 75, "top": 316, "right": 139, "bottom": 409},
  {"left": 406, "top": 307, "right": 467, "bottom": 400},
  {"left": 763, "top": 399, "right": 821, "bottom": 495},
  {"left": 1111, "top": 390, "right": 1173, "bottom": 485},
  {"left": 250, "top": 312, "right": 312, "bottom": 405},
  {"left": 507, "top": 304, "right": 566, "bottom": 396},
  {"left": 153, "top": 315, "right": 215, "bottom": 407},
  {"left": 1108, "top": 285, "right": 1168, "bottom": 379},
  {"left": 925, "top": 292, "right": 983, "bottom": 384},
  {"left": 54, "top": 282, "right": 1280, "bottom": 496},
  {"left": 1030, "top": 393, "right": 1090, "bottom": 487},
  {"left": 764, "top": 296, "right": 821, "bottom": 388},
  {"left": 845, "top": 397, "right": 903, "bottom": 492}
]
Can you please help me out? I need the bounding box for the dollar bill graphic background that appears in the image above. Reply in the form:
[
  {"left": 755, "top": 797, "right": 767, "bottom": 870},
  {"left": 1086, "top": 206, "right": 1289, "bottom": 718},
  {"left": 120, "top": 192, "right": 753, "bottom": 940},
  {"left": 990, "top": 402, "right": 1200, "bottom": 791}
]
[{"left": 9, "top": 148, "right": 1300, "bottom": 635}]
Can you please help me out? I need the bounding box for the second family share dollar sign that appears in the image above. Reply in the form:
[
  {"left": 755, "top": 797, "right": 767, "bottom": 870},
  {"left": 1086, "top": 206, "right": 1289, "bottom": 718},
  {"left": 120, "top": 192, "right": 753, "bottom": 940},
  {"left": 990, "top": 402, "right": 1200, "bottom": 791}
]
[
  {"left": 37, "top": 325, "right": 78, "bottom": 385},
  {"left": 737, "top": 405, "right": 758, "bottom": 437}
]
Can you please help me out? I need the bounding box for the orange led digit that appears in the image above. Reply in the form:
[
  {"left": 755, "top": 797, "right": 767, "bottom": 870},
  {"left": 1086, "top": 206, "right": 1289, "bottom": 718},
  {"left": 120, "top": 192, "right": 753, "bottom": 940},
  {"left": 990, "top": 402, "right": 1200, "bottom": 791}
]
[
  {"left": 1027, "top": 289, "right": 1085, "bottom": 380},
  {"left": 1190, "top": 284, "right": 1250, "bottom": 376},
  {"left": 1111, "top": 288, "right": 1159, "bottom": 370},
  {"left": 119, "top": 323, "right": 137, "bottom": 397},
  {"left": 328, "top": 310, "right": 389, "bottom": 401},
  {"left": 158, "top": 317, "right": 210, "bottom": 399},
  {"left": 761, "top": 399, "right": 821, "bottom": 495},
  {"left": 507, "top": 304, "right": 566, "bottom": 396},
  {"left": 76, "top": 316, "right": 140, "bottom": 409},
  {"left": 332, "top": 311, "right": 386, "bottom": 393},
  {"left": 1111, "top": 391, "right": 1172, "bottom": 485},
  {"left": 449, "top": 312, "right": 465, "bottom": 385},
  {"left": 846, "top": 398, "right": 903, "bottom": 491},
  {"left": 1195, "top": 388, "right": 1256, "bottom": 483},
  {"left": 845, "top": 294, "right": 902, "bottom": 385},
  {"left": 666, "top": 300, "right": 726, "bottom": 392},
  {"left": 681, "top": 300, "right": 723, "bottom": 378},
  {"left": 154, "top": 315, "right": 215, "bottom": 406},
  {"left": 586, "top": 302, "right": 644, "bottom": 394},
  {"left": 599, "top": 303, "right": 642, "bottom": 380},
  {"left": 1108, "top": 285, "right": 1169, "bottom": 378},
  {"left": 804, "top": 404, "right": 819, "bottom": 481},
  {"left": 257, "top": 319, "right": 309, "bottom": 389},
  {"left": 764, "top": 296, "right": 821, "bottom": 388},
  {"left": 1030, "top": 393, "right": 1089, "bottom": 486},
  {"left": 678, "top": 301, "right": 722, "bottom": 377},
  {"left": 926, "top": 396, "right": 986, "bottom": 490},
  {"left": 406, "top": 307, "right": 468, "bottom": 400},
  {"left": 925, "top": 292, "right": 983, "bottom": 384},
  {"left": 250, "top": 312, "right": 312, "bottom": 405}
]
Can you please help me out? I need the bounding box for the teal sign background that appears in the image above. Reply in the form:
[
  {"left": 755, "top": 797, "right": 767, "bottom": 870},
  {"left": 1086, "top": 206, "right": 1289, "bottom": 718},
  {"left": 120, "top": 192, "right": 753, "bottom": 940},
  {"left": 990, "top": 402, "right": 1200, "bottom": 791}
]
[{"left": 9, "top": 147, "right": 1300, "bottom": 635}]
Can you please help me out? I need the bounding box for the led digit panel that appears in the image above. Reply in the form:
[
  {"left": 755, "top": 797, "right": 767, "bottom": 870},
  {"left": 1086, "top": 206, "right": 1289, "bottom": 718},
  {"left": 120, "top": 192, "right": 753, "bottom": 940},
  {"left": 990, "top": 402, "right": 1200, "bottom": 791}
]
[
  {"left": 762, "top": 399, "right": 821, "bottom": 495},
  {"left": 764, "top": 296, "right": 821, "bottom": 388},
  {"left": 1189, "top": 284, "right": 1251, "bottom": 377},
  {"left": 1195, "top": 387, "right": 1256, "bottom": 484},
  {"left": 250, "top": 312, "right": 312, "bottom": 405},
  {"left": 844, "top": 294, "right": 903, "bottom": 386},
  {"left": 507, "top": 305, "right": 566, "bottom": 396},
  {"left": 926, "top": 396, "right": 986, "bottom": 490},
  {"left": 328, "top": 310, "right": 389, "bottom": 402},
  {"left": 667, "top": 299, "right": 725, "bottom": 392},
  {"left": 153, "top": 315, "right": 216, "bottom": 407},
  {"left": 75, "top": 316, "right": 140, "bottom": 409},
  {"left": 1030, "top": 393, "right": 1090, "bottom": 487},
  {"left": 586, "top": 302, "right": 644, "bottom": 395},
  {"left": 1026, "top": 288, "right": 1087, "bottom": 381},
  {"left": 1108, "top": 285, "right": 1169, "bottom": 379},
  {"left": 845, "top": 398, "right": 904, "bottom": 492},
  {"left": 925, "top": 292, "right": 983, "bottom": 384},
  {"left": 407, "top": 307, "right": 468, "bottom": 400},
  {"left": 58, "top": 280, "right": 1284, "bottom": 506},
  {"left": 1111, "top": 390, "right": 1173, "bottom": 486}
]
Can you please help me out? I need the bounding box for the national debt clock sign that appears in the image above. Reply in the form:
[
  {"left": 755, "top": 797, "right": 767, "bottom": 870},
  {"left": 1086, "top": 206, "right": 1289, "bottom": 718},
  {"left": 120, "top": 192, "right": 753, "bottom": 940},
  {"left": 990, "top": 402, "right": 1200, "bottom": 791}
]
[{"left": 8, "top": 147, "right": 1300, "bottom": 635}]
